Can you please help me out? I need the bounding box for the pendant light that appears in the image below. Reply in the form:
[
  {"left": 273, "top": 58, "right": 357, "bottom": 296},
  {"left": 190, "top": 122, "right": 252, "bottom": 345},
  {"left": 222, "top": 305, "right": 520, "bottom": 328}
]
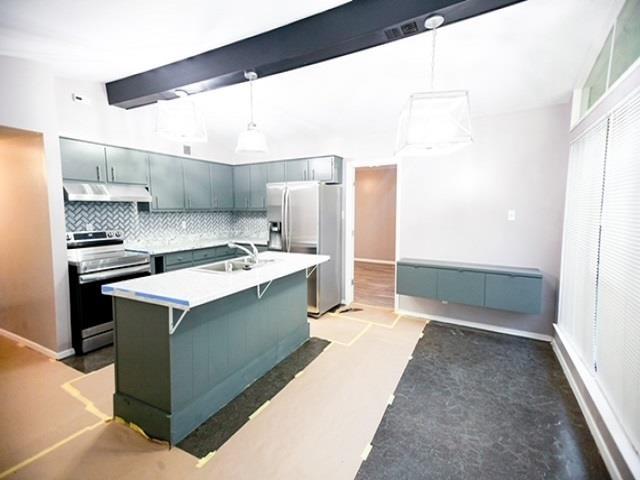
[
  {"left": 396, "top": 15, "right": 473, "bottom": 156},
  {"left": 236, "top": 71, "right": 268, "bottom": 154},
  {"left": 156, "top": 89, "right": 208, "bottom": 143}
]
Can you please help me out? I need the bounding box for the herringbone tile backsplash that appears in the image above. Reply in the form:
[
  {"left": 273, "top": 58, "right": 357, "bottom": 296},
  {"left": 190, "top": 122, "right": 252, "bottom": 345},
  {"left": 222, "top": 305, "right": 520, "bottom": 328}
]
[{"left": 64, "top": 202, "right": 267, "bottom": 241}]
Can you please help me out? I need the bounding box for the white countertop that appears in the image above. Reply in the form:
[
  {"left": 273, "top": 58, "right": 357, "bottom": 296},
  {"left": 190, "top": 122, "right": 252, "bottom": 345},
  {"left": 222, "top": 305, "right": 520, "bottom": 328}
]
[
  {"left": 126, "top": 238, "right": 268, "bottom": 256},
  {"left": 102, "top": 251, "right": 329, "bottom": 309}
]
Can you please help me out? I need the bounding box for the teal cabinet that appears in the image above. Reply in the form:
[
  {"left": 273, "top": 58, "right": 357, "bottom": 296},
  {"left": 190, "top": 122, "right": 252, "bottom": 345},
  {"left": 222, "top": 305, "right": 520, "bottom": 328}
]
[
  {"left": 183, "top": 159, "right": 212, "bottom": 210},
  {"left": 192, "top": 248, "right": 218, "bottom": 265},
  {"left": 267, "top": 161, "right": 285, "bottom": 183},
  {"left": 211, "top": 163, "right": 234, "bottom": 209},
  {"left": 437, "top": 270, "right": 485, "bottom": 307},
  {"left": 396, "top": 265, "right": 437, "bottom": 299},
  {"left": 60, "top": 138, "right": 106, "bottom": 182},
  {"left": 233, "top": 165, "right": 251, "bottom": 209},
  {"left": 396, "top": 259, "right": 543, "bottom": 314},
  {"left": 149, "top": 154, "right": 185, "bottom": 210},
  {"left": 285, "top": 159, "right": 308, "bottom": 181},
  {"left": 485, "top": 274, "right": 542, "bottom": 314},
  {"left": 250, "top": 163, "right": 268, "bottom": 209},
  {"left": 309, "top": 157, "right": 336, "bottom": 182},
  {"left": 105, "top": 146, "right": 148, "bottom": 184}
]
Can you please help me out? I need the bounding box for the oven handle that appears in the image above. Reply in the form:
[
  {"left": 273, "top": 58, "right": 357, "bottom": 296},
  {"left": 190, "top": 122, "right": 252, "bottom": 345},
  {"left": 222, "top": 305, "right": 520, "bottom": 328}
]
[{"left": 78, "top": 264, "right": 151, "bottom": 284}]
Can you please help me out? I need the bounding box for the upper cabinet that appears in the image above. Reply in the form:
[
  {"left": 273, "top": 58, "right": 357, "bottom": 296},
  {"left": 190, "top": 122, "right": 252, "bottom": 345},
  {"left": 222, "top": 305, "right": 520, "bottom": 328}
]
[
  {"left": 284, "top": 156, "right": 342, "bottom": 183},
  {"left": 105, "top": 146, "right": 148, "bottom": 185},
  {"left": 183, "top": 159, "right": 212, "bottom": 210},
  {"left": 60, "top": 138, "right": 107, "bottom": 182},
  {"left": 250, "top": 163, "right": 268, "bottom": 209},
  {"left": 267, "top": 161, "right": 285, "bottom": 183},
  {"left": 148, "top": 154, "right": 185, "bottom": 210},
  {"left": 210, "top": 163, "right": 234, "bottom": 210},
  {"left": 233, "top": 165, "right": 252, "bottom": 210}
]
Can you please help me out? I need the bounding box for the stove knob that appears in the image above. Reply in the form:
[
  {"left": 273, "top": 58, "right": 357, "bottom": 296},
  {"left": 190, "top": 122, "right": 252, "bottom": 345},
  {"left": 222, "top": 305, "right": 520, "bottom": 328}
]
[
  {"left": 115, "top": 232, "right": 121, "bottom": 237},
  {"left": 107, "top": 232, "right": 114, "bottom": 238}
]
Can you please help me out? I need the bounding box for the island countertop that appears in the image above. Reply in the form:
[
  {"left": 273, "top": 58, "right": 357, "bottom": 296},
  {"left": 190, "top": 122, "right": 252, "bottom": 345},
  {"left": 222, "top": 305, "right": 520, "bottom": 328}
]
[{"left": 101, "top": 251, "right": 329, "bottom": 309}]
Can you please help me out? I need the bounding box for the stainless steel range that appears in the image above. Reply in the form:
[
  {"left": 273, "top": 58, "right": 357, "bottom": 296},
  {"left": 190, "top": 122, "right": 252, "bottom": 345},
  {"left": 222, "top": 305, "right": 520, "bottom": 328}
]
[{"left": 67, "top": 230, "right": 150, "bottom": 354}]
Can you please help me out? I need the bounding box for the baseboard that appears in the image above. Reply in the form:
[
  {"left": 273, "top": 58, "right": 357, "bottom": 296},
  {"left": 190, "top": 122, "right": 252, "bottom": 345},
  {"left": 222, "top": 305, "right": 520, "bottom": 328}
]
[
  {"left": 552, "top": 325, "right": 639, "bottom": 480},
  {"left": 394, "top": 309, "right": 553, "bottom": 342},
  {"left": 354, "top": 257, "right": 395, "bottom": 266},
  {"left": 0, "top": 328, "right": 74, "bottom": 360}
]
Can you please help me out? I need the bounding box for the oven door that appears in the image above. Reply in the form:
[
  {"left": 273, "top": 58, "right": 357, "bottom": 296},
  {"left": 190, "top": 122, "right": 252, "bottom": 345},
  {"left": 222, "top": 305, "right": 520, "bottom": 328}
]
[{"left": 72, "top": 264, "right": 150, "bottom": 354}]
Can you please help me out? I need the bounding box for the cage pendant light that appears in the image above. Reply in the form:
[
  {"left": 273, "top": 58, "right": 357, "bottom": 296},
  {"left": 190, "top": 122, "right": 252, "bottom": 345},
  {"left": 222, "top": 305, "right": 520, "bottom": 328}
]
[
  {"left": 236, "top": 71, "right": 268, "bottom": 154},
  {"left": 396, "top": 15, "right": 472, "bottom": 156}
]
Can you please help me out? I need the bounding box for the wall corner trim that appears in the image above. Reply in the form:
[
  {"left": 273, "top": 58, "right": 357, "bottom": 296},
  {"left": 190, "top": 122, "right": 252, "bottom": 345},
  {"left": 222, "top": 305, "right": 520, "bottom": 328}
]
[
  {"left": 0, "top": 328, "right": 74, "bottom": 360},
  {"left": 552, "top": 325, "right": 639, "bottom": 480},
  {"left": 394, "top": 309, "right": 553, "bottom": 342}
]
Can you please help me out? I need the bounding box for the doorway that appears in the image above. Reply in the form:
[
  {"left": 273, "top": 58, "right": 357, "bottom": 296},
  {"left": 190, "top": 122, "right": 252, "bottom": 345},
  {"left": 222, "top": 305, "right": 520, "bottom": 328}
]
[{"left": 353, "top": 165, "right": 397, "bottom": 307}]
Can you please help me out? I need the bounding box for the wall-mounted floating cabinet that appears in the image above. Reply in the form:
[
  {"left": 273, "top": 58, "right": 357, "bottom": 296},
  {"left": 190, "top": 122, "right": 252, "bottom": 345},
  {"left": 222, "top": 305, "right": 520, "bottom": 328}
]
[
  {"left": 182, "top": 159, "right": 213, "bottom": 210},
  {"left": 396, "top": 259, "right": 543, "bottom": 314},
  {"left": 105, "top": 146, "right": 149, "bottom": 185},
  {"left": 60, "top": 138, "right": 108, "bottom": 182},
  {"left": 148, "top": 153, "right": 185, "bottom": 210},
  {"left": 210, "top": 163, "right": 234, "bottom": 209}
]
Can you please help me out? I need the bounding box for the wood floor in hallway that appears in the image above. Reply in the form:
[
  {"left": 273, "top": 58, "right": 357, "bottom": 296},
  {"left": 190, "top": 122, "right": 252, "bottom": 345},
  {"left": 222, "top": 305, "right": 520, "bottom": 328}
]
[{"left": 354, "top": 261, "right": 395, "bottom": 308}]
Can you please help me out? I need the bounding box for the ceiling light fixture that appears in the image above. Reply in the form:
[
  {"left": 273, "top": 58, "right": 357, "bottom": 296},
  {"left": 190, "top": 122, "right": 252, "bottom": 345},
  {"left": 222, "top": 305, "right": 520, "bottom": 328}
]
[
  {"left": 156, "top": 89, "right": 208, "bottom": 143},
  {"left": 236, "top": 71, "right": 268, "bottom": 154},
  {"left": 396, "top": 15, "right": 472, "bottom": 156}
]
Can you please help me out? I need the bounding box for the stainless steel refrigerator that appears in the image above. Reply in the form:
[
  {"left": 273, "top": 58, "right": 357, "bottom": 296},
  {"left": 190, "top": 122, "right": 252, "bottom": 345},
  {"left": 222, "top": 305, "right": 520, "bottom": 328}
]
[{"left": 267, "top": 182, "right": 342, "bottom": 316}]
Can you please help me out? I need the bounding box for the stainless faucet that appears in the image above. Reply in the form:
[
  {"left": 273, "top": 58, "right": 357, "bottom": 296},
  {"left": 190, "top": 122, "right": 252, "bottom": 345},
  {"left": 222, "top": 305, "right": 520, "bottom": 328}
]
[{"left": 228, "top": 241, "right": 259, "bottom": 264}]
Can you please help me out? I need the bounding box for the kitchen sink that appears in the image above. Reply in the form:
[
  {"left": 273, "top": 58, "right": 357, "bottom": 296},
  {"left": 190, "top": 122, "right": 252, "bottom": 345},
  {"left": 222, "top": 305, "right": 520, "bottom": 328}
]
[{"left": 196, "top": 257, "right": 278, "bottom": 274}]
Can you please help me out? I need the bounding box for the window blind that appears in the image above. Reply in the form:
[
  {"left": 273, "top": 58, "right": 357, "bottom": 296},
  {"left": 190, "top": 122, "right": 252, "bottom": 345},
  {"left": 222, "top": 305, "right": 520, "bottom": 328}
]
[
  {"left": 595, "top": 87, "right": 640, "bottom": 453},
  {"left": 558, "top": 119, "right": 608, "bottom": 368}
]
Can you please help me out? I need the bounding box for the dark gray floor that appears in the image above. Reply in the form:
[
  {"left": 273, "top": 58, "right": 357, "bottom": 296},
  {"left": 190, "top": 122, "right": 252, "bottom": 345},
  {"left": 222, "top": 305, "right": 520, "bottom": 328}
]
[
  {"left": 356, "top": 322, "right": 610, "bottom": 480},
  {"left": 61, "top": 345, "right": 114, "bottom": 373},
  {"left": 178, "top": 337, "right": 330, "bottom": 458}
]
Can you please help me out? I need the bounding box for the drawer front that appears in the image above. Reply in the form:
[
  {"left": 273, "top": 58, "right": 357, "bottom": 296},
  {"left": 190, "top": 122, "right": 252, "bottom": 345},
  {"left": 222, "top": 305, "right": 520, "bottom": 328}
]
[
  {"left": 485, "top": 274, "right": 542, "bottom": 314},
  {"left": 215, "top": 246, "right": 236, "bottom": 259},
  {"left": 436, "top": 269, "right": 485, "bottom": 307},
  {"left": 164, "top": 251, "right": 194, "bottom": 267},
  {"left": 193, "top": 248, "right": 218, "bottom": 263},
  {"left": 396, "top": 265, "right": 438, "bottom": 299}
]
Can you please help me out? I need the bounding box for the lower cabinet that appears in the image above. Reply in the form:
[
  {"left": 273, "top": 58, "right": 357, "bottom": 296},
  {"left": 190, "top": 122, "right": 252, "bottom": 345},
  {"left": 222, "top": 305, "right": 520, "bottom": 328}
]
[{"left": 396, "top": 260, "right": 543, "bottom": 314}]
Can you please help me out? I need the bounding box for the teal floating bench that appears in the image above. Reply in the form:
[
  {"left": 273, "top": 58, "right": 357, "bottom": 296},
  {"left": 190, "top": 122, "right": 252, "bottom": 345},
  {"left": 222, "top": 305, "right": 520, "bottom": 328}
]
[{"left": 396, "top": 259, "right": 543, "bottom": 314}]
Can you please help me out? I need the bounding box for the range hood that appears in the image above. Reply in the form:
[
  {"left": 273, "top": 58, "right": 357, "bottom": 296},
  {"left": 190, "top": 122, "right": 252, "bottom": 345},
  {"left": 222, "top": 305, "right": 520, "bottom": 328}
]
[{"left": 64, "top": 181, "right": 152, "bottom": 203}]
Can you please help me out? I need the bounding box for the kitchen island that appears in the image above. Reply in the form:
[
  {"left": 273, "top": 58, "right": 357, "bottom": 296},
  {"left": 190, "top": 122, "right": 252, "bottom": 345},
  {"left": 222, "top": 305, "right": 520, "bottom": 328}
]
[{"left": 102, "top": 251, "right": 329, "bottom": 444}]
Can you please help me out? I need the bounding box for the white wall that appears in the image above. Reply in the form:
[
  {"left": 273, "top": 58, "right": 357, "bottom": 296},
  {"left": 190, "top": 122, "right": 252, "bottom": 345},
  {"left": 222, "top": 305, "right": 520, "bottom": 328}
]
[
  {"left": 0, "top": 55, "right": 71, "bottom": 354},
  {"left": 397, "top": 104, "right": 571, "bottom": 337},
  {"left": 55, "top": 77, "right": 230, "bottom": 163}
]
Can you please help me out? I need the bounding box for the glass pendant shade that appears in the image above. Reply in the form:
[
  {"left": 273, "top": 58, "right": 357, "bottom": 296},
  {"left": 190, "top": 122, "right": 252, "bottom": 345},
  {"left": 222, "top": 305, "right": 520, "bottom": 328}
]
[
  {"left": 156, "top": 97, "right": 208, "bottom": 143},
  {"left": 396, "top": 90, "right": 473, "bottom": 156},
  {"left": 235, "top": 122, "right": 268, "bottom": 153}
]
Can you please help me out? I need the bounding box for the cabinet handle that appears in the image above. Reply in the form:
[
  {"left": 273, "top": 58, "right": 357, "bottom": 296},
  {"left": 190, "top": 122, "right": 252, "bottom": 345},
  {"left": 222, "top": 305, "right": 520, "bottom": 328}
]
[
  {"left": 96, "top": 166, "right": 101, "bottom": 181},
  {"left": 154, "top": 195, "right": 158, "bottom": 208},
  {"left": 111, "top": 166, "right": 115, "bottom": 182},
  {"left": 312, "top": 169, "right": 315, "bottom": 180},
  {"left": 304, "top": 170, "right": 307, "bottom": 181}
]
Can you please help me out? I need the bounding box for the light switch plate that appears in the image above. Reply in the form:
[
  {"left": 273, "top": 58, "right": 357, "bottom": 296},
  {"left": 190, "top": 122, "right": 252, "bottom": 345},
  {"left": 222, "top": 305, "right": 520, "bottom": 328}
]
[{"left": 508, "top": 209, "right": 516, "bottom": 221}]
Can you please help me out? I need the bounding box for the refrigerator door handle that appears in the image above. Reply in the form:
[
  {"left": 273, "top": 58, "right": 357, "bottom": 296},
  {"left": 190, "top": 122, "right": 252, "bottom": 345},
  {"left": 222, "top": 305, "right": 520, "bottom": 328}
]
[
  {"left": 281, "top": 186, "right": 287, "bottom": 251},
  {"left": 286, "top": 188, "right": 292, "bottom": 252}
]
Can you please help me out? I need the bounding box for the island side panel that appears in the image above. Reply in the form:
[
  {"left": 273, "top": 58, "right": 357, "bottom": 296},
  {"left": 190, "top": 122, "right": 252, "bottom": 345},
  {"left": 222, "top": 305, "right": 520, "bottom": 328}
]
[
  {"left": 169, "top": 269, "right": 309, "bottom": 444},
  {"left": 112, "top": 270, "right": 309, "bottom": 445},
  {"left": 112, "top": 298, "right": 173, "bottom": 440}
]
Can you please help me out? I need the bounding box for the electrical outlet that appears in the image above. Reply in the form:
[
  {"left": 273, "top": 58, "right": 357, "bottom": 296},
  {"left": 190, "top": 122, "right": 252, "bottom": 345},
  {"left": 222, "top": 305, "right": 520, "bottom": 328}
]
[
  {"left": 85, "top": 222, "right": 93, "bottom": 231},
  {"left": 181, "top": 221, "right": 187, "bottom": 230},
  {"left": 508, "top": 209, "right": 516, "bottom": 221}
]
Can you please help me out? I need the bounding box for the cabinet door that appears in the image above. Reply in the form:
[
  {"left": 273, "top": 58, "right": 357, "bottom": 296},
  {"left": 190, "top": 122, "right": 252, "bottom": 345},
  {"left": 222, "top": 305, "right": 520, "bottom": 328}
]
[
  {"left": 105, "top": 146, "right": 148, "bottom": 184},
  {"left": 396, "top": 265, "right": 438, "bottom": 299},
  {"left": 60, "top": 138, "right": 106, "bottom": 182},
  {"left": 250, "top": 163, "right": 268, "bottom": 209},
  {"left": 436, "top": 269, "right": 485, "bottom": 307},
  {"left": 308, "top": 157, "right": 335, "bottom": 182},
  {"left": 285, "top": 159, "right": 308, "bottom": 182},
  {"left": 233, "top": 165, "right": 251, "bottom": 210},
  {"left": 267, "top": 161, "right": 285, "bottom": 183},
  {"left": 211, "top": 164, "right": 234, "bottom": 209},
  {"left": 183, "top": 159, "right": 212, "bottom": 209},
  {"left": 484, "top": 274, "right": 542, "bottom": 314},
  {"left": 148, "top": 154, "right": 185, "bottom": 210}
]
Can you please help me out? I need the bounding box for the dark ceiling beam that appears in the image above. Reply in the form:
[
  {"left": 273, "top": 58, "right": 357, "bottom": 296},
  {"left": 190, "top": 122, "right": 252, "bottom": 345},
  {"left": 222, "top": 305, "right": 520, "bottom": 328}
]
[{"left": 106, "top": 0, "right": 525, "bottom": 109}]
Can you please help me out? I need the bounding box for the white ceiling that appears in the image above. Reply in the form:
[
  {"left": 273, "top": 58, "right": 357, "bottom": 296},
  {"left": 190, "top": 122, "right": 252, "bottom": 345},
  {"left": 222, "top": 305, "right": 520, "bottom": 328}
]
[{"left": 1, "top": 0, "right": 620, "bottom": 160}]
